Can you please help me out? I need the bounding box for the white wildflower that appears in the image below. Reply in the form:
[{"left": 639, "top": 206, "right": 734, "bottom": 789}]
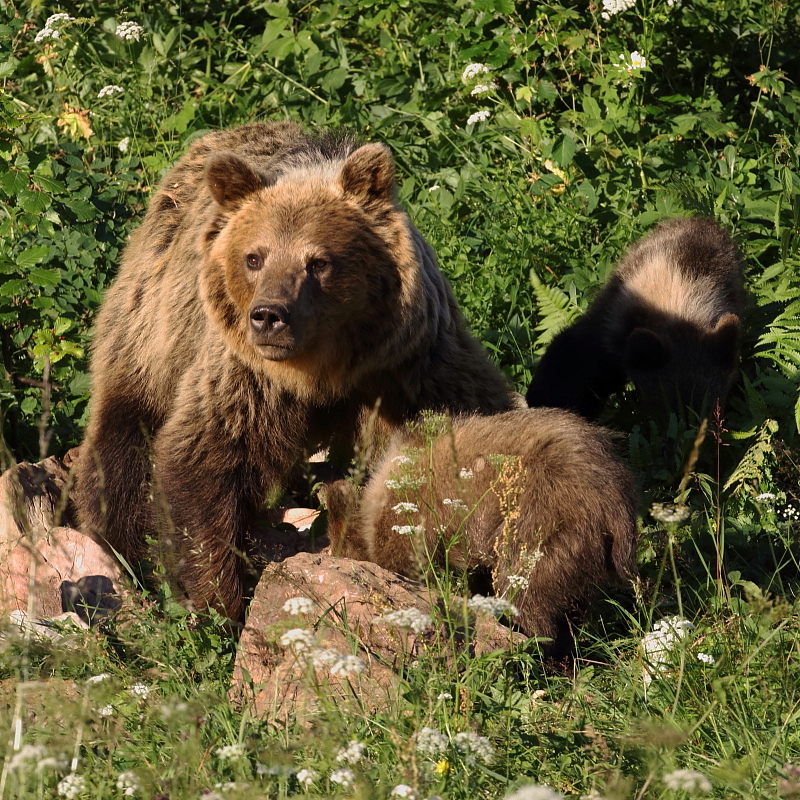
[
  {"left": 662, "top": 769, "right": 712, "bottom": 793},
  {"left": 650, "top": 502, "right": 689, "bottom": 525},
  {"left": 506, "top": 786, "right": 565, "bottom": 800},
  {"left": 454, "top": 731, "right": 495, "bottom": 764},
  {"left": 666, "top": 0, "right": 680, "bottom": 6},
  {"left": 629, "top": 50, "right": 647, "bottom": 69},
  {"left": 329, "top": 767, "right": 355, "bottom": 788},
  {"left": 506, "top": 575, "right": 530, "bottom": 591},
  {"left": 296, "top": 768, "right": 316, "bottom": 789},
  {"left": 642, "top": 616, "right": 695, "bottom": 681},
  {"left": 97, "top": 704, "right": 114, "bottom": 717},
  {"left": 755, "top": 492, "right": 776, "bottom": 502},
  {"left": 696, "top": 652, "right": 715, "bottom": 665},
  {"left": 428, "top": 185, "right": 440, "bottom": 191},
  {"left": 462, "top": 63, "right": 491, "bottom": 81},
  {"left": 392, "top": 502, "right": 420, "bottom": 514},
  {"left": 470, "top": 82, "right": 497, "bottom": 96},
  {"left": 37, "top": 756, "right": 69, "bottom": 772},
  {"left": 467, "top": 110, "right": 491, "bottom": 125},
  {"left": 415, "top": 727, "right": 449, "bottom": 758},
  {"left": 618, "top": 51, "right": 647, "bottom": 71},
  {"left": 329, "top": 654, "right": 366, "bottom": 676},
  {"left": 57, "top": 774, "right": 87, "bottom": 799},
  {"left": 391, "top": 454, "right": 413, "bottom": 465},
  {"left": 45, "top": 13, "right": 74, "bottom": 26},
  {"left": 34, "top": 14, "right": 74, "bottom": 43},
  {"left": 459, "top": 467, "right": 474, "bottom": 479},
  {"left": 391, "top": 524, "right": 425, "bottom": 536},
  {"left": 437, "top": 692, "right": 452, "bottom": 701},
  {"left": 86, "top": 673, "right": 111, "bottom": 684},
  {"left": 391, "top": 786, "right": 419, "bottom": 799},
  {"left": 97, "top": 85, "right": 124, "bottom": 99},
  {"left": 336, "top": 740, "right": 366, "bottom": 765},
  {"left": 376, "top": 607, "right": 433, "bottom": 634},
  {"left": 600, "top": 0, "right": 636, "bottom": 18},
  {"left": 280, "top": 628, "right": 316, "bottom": 651},
  {"left": 116, "top": 21, "right": 144, "bottom": 42},
  {"left": 443, "top": 498, "right": 467, "bottom": 511},
  {"left": 282, "top": 597, "right": 315, "bottom": 615},
  {"left": 467, "top": 594, "right": 519, "bottom": 618},
  {"left": 35, "top": 28, "right": 61, "bottom": 42},
  {"left": 117, "top": 137, "right": 130, "bottom": 153},
  {"left": 128, "top": 682, "right": 150, "bottom": 700},
  {"left": 116, "top": 771, "right": 140, "bottom": 796},
  {"left": 309, "top": 647, "right": 341, "bottom": 668},
  {"left": 215, "top": 744, "right": 247, "bottom": 760},
  {"left": 8, "top": 744, "right": 47, "bottom": 771},
  {"left": 384, "top": 475, "right": 424, "bottom": 491}
]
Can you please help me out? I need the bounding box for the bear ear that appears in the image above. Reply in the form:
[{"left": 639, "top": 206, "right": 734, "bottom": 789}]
[
  {"left": 625, "top": 327, "right": 669, "bottom": 372},
  {"left": 705, "top": 312, "right": 741, "bottom": 363},
  {"left": 339, "top": 143, "right": 396, "bottom": 206},
  {"left": 204, "top": 152, "right": 264, "bottom": 211}
]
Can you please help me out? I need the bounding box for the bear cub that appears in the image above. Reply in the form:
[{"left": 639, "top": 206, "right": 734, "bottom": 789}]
[
  {"left": 325, "top": 408, "right": 639, "bottom": 658},
  {"left": 526, "top": 217, "right": 746, "bottom": 421}
]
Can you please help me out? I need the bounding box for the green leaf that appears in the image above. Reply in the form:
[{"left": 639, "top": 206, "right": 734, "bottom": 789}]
[
  {"left": 0, "top": 279, "right": 27, "bottom": 296},
  {"left": 18, "top": 189, "right": 49, "bottom": 213},
  {"left": 28, "top": 268, "right": 60, "bottom": 287},
  {"left": 17, "top": 246, "right": 49, "bottom": 270},
  {"left": 0, "top": 169, "right": 27, "bottom": 196}
]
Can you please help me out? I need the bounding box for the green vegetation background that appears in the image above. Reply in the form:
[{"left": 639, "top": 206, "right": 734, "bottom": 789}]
[{"left": 1, "top": 0, "right": 800, "bottom": 798}]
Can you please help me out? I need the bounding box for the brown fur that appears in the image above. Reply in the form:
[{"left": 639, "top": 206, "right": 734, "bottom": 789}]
[
  {"left": 71, "top": 122, "right": 517, "bottom": 620},
  {"left": 326, "top": 408, "right": 638, "bottom": 658},
  {"left": 526, "top": 217, "right": 746, "bottom": 420}
]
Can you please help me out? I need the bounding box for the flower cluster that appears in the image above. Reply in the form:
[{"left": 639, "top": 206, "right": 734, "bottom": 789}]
[
  {"left": 377, "top": 607, "right": 433, "bottom": 634},
  {"left": 329, "top": 767, "right": 355, "bottom": 788},
  {"left": 216, "top": 744, "right": 247, "bottom": 761},
  {"left": 415, "top": 727, "right": 449, "bottom": 757},
  {"left": 619, "top": 51, "right": 648, "bottom": 71},
  {"left": 696, "top": 652, "right": 715, "bottom": 665},
  {"left": 97, "top": 85, "right": 124, "bottom": 99},
  {"left": 392, "top": 502, "right": 420, "bottom": 514},
  {"left": 280, "top": 628, "right": 317, "bottom": 651},
  {"left": 296, "top": 768, "right": 316, "bottom": 788},
  {"left": 329, "top": 654, "right": 366, "bottom": 677},
  {"left": 459, "top": 467, "right": 474, "bottom": 479},
  {"left": 443, "top": 498, "right": 467, "bottom": 511},
  {"left": 116, "top": 771, "right": 141, "bottom": 796},
  {"left": 116, "top": 21, "right": 144, "bottom": 41},
  {"left": 641, "top": 616, "right": 695, "bottom": 681},
  {"left": 467, "top": 594, "right": 519, "bottom": 618},
  {"left": 662, "top": 769, "right": 712, "bottom": 793},
  {"left": 470, "top": 83, "right": 498, "bottom": 96},
  {"left": 392, "top": 524, "right": 425, "bottom": 536},
  {"left": 462, "top": 63, "right": 491, "bottom": 81},
  {"left": 128, "top": 682, "right": 150, "bottom": 700},
  {"left": 600, "top": 0, "right": 636, "bottom": 18},
  {"left": 282, "top": 596, "right": 316, "bottom": 615},
  {"left": 454, "top": 732, "right": 495, "bottom": 764},
  {"left": 34, "top": 13, "right": 74, "bottom": 43},
  {"left": 385, "top": 475, "right": 424, "bottom": 491},
  {"left": 335, "top": 741, "right": 366, "bottom": 765},
  {"left": 650, "top": 502, "right": 689, "bottom": 525},
  {"left": 778, "top": 503, "right": 800, "bottom": 523},
  {"left": 506, "top": 574, "right": 530, "bottom": 591},
  {"left": 57, "top": 774, "right": 87, "bottom": 799},
  {"left": 391, "top": 785, "right": 418, "bottom": 798}
]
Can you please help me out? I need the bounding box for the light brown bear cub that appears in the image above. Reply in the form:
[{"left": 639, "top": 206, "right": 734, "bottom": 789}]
[
  {"left": 72, "top": 122, "right": 517, "bottom": 620},
  {"left": 326, "top": 408, "right": 638, "bottom": 658},
  {"left": 526, "top": 217, "right": 745, "bottom": 420}
]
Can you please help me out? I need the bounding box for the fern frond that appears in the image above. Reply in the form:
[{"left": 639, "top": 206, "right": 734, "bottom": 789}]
[
  {"left": 529, "top": 269, "right": 581, "bottom": 353},
  {"left": 724, "top": 418, "right": 779, "bottom": 494}
]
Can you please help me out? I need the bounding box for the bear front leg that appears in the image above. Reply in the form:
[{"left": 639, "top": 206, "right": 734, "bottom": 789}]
[
  {"left": 153, "top": 377, "right": 307, "bottom": 621},
  {"left": 72, "top": 392, "right": 155, "bottom": 567}
]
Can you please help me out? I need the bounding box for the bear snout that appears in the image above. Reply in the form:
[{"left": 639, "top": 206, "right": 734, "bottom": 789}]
[{"left": 249, "top": 303, "right": 290, "bottom": 337}]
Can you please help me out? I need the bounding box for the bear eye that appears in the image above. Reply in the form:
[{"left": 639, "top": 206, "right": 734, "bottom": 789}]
[
  {"left": 307, "top": 257, "right": 331, "bottom": 276},
  {"left": 245, "top": 253, "right": 262, "bottom": 271}
]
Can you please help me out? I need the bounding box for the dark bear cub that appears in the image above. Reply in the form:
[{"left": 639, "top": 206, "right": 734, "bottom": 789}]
[
  {"left": 526, "top": 217, "right": 746, "bottom": 421},
  {"left": 326, "top": 408, "right": 639, "bottom": 658},
  {"left": 72, "top": 122, "right": 518, "bottom": 620}
]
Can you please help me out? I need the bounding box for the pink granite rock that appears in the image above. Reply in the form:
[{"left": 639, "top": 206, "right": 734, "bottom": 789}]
[{"left": 232, "top": 552, "right": 524, "bottom": 720}]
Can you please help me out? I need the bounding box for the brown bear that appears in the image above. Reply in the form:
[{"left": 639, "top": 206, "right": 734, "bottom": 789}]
[
  {"left": 526, "top": 217, "right": 745, "bottom": 421},
  {"left": 325, "top": 408, "right": 639, "bottom": 658},
  {"left": 71, "top": 122, "right": 518, "bottom": 621}
]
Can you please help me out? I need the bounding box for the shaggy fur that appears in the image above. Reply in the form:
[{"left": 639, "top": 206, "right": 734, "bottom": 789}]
[
  {"left": 326, "top": 408, "right": 638, "bottom": 658},
  {"left": 72, "top": 122, "right": 517, "bottom": 620},
  {"left": 526, "top": 217, "right": 746, "bottom": 420}
]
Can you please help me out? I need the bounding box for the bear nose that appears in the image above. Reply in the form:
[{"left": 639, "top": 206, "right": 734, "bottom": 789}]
[{"left": 250, "top": 304, "right": 289, "bottom": 335}]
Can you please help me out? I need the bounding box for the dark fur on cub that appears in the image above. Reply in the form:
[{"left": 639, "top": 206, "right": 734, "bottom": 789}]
[
  {"left": 526, "top": 217, "right": 746, "bottom": 420},
  {"left": 326, "top": 408, "right": 638, "bottom": 658},
  {"left": 72, "top": 122, "right": 517, "bottom": 620}
]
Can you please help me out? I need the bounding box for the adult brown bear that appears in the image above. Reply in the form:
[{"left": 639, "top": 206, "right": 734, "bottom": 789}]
[
  {"left": 325, "top": 408, "right": 639, "bottom": 659},
  {"left": 526, "top": 217, "right": 745, "bottom": 421},
  {"left": 72, "top": 122, "right": 517, "bottom": 620}
]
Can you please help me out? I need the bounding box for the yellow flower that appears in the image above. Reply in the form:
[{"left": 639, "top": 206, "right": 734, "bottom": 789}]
[{"left": 434, "top": 760, "right": 451, "bottom": 775}]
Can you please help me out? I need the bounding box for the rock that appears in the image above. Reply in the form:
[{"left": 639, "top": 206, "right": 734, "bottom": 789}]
[
  {"left": 232, "top": 552, "right": 525, "bottom": 720},
  {"left": 0, "top": 459, "right": 122, "bottom": 623}
]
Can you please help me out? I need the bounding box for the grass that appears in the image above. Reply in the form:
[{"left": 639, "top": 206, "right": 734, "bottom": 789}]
[{"left": 1, "top": 0, "right": 800, "bottom": 797}]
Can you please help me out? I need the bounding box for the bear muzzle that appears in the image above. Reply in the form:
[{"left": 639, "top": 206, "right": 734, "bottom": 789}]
[{"left": 249, "top": 303, "right": 297, "bottom": 358}]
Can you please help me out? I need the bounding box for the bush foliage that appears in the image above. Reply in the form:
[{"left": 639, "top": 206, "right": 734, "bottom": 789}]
[{"left": 1, "top": 0, "right": 800, "bottom": 798}]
